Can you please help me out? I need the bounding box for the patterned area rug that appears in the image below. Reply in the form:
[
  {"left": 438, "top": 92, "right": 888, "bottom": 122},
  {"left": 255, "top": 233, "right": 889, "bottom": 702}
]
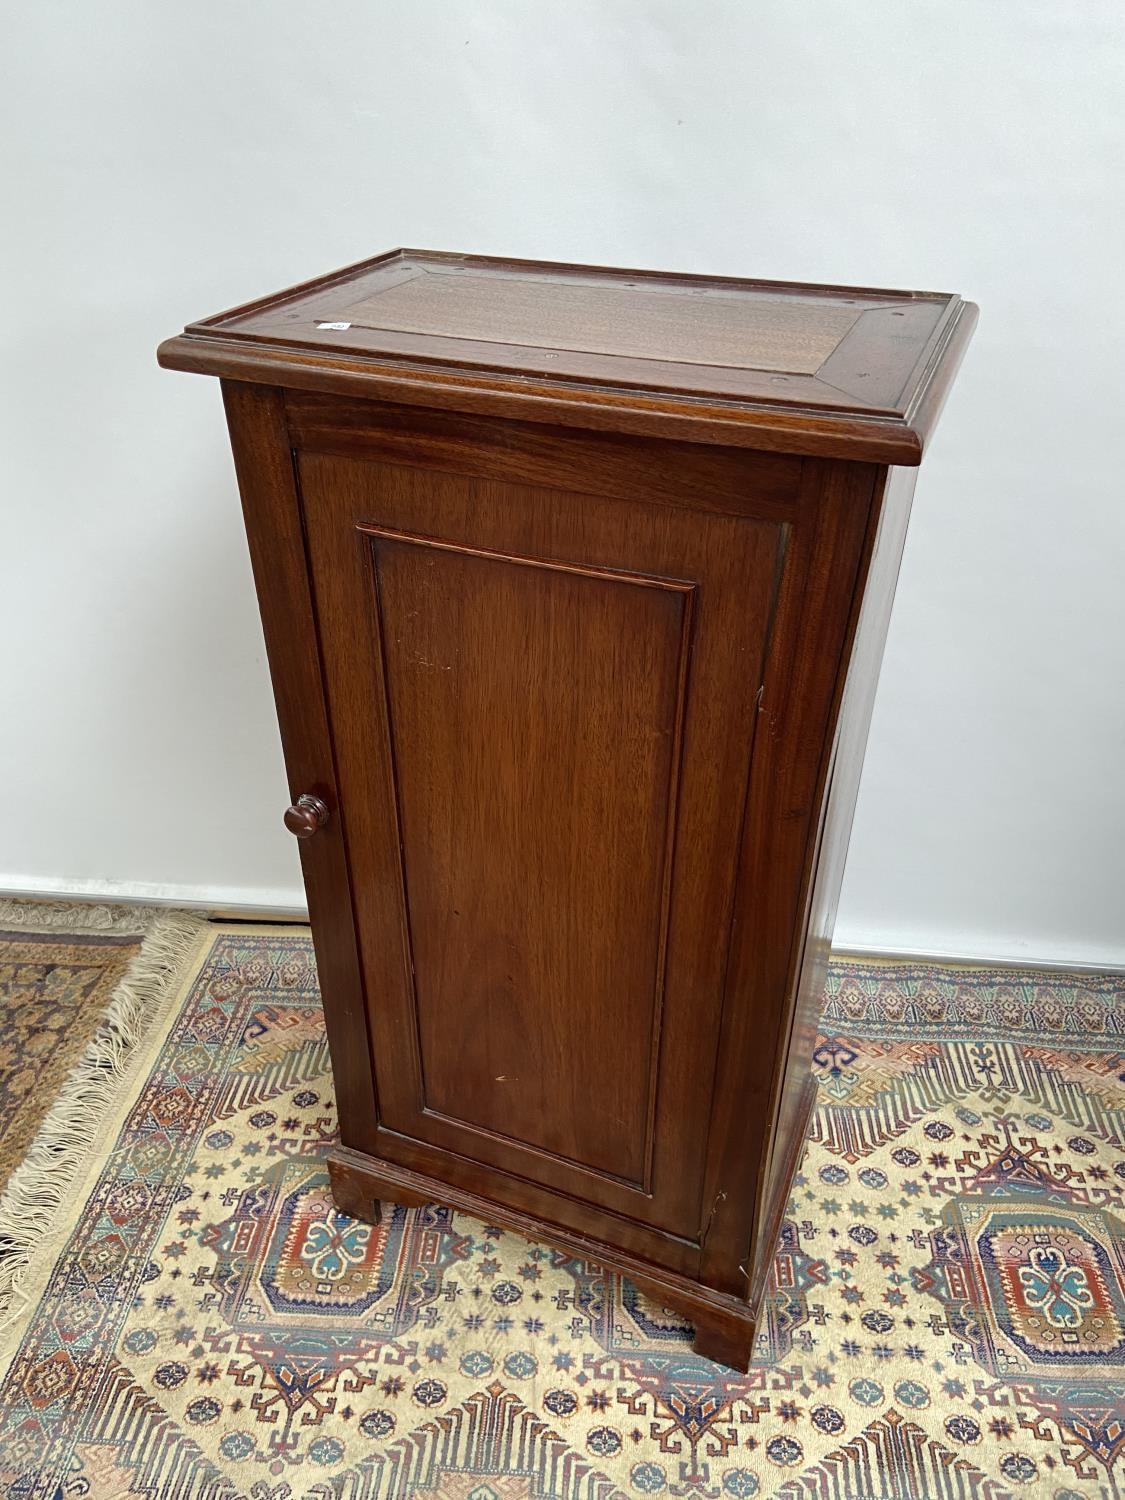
[
  {"left": 0, "top": 904, "right": 145, "bottom": 1190},
  {"left": 0, "top": 901, "right": 210, "bottom": 1324},
  {"left": 0, "top": 927, "right": 1123, "bottom": 1500}
]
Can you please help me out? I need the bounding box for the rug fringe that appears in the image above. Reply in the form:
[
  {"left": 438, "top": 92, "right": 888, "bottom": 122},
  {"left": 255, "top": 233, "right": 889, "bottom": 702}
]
[
  {"left": 0, "top": 896, "right": 159, "bottom": 935},
  {"left": 0, "top": 908, "right": 211, "bottom": 1327}
]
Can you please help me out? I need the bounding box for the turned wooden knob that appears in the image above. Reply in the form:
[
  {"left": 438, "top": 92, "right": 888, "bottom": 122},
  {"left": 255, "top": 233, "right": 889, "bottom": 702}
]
[{"left": 284, "top": 794, "right": 330, "bottom": 838}]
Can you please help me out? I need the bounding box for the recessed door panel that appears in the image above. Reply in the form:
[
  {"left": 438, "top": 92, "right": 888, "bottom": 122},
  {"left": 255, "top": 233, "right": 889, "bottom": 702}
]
[{"left": 366, "top": 533, "right": 692, "bottom": 1183}]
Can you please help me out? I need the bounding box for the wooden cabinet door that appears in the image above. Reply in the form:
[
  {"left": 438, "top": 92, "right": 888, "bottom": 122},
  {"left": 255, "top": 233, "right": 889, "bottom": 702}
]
[{"left": 297, "top": 437, "right": 790, "bottom": 1245}]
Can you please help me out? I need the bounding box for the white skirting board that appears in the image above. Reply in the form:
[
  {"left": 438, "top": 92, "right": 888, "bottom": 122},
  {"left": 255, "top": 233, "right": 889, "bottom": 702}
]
[
  {"left": 0, "top": 874, "right": 308, "bottom": 923},
  {"left": 0, "top": 874, "right": 1121, "bottom": 975}
]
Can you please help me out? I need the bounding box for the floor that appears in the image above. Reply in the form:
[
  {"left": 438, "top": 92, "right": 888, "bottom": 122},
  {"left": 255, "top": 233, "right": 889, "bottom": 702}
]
[{"left": 1, "top": 911, "right": 1123, "bottom": 1499}]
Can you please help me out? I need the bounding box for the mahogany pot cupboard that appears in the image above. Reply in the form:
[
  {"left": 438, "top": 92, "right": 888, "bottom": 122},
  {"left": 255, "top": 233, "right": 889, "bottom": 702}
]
[{"left": 159, "top": 251, "right": 975, "bottom": 1369}]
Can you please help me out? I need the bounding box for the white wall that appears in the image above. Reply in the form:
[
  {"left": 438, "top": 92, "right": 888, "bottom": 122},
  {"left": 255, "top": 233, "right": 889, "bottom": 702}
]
[{"left": 2, "top": 2, "right": 1123, "bottom": 965}]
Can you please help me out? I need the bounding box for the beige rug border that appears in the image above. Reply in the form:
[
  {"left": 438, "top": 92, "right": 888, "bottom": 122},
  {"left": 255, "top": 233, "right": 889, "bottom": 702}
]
[
  {"left": 830, "top": 950, "right": 1120, "bottom": 981},
  {"left": 0, "top": 907, "right": 212, "bottom": 1346},
  {"left": 0, "top": 921, "right": 313, "bottom": 1381},
  {"left": 0, "top": 896, "right": 161, "bottom": 937}
]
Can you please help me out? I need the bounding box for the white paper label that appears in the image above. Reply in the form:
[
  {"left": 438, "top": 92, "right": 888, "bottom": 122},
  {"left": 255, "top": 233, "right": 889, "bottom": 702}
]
[{"left": 316, "top": 321, "right": 352, "bottom": 331}]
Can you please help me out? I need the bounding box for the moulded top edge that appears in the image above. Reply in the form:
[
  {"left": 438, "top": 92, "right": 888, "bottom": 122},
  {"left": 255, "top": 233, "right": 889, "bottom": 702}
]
[{"left": 159, "top": 250, "right": 977, "bottom": 464}]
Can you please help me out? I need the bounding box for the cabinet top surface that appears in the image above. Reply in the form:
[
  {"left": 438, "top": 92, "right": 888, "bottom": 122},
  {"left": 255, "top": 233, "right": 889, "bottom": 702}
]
[{"left": 159, "top": 249, "right": 977, "bottom": 463}]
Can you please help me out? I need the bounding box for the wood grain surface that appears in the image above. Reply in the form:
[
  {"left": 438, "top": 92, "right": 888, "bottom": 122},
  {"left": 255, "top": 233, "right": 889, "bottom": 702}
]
[
  {"left": 161, "top": 249, "right": 978, "bottom": 463},
  {"left": 166, "top": 255, "right": 975, "bottom": 1369}
]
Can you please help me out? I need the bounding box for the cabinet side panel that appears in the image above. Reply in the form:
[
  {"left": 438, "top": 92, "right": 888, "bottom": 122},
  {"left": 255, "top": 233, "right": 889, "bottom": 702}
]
[
  {"left": 750, "top": 464, "right": 918, "bottom": 1287},
  {"left": 220, "top": 382, "right": 380, "bottom": 1150},
  {"left": 698, "top": 458, "right": 881, "bottom": 1296}
]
